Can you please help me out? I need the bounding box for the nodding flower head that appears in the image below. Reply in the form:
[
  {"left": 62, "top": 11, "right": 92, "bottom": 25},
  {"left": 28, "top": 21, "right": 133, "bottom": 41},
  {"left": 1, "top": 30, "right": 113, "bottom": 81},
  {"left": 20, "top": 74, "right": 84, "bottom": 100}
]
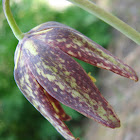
[{"left": 14, "top": 22, "right": 138, "bottom": 140}]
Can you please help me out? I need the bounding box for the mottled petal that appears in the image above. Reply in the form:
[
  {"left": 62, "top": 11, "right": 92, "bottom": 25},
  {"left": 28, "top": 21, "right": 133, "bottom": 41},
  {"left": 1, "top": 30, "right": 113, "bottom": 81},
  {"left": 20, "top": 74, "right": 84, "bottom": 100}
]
[
  {"left": 28, "top": 21, "right": 72, "bottom": 34},
  {"left": 14, "top": 44, "right": 75, "bottom": 140},
  {"left": 27, "top": 21, "right": 138, "bottom": 81},
  {"left": 22, "top": 37, "right": 120, "bottom": 128},
  {"left": 45, "top": 93, "right": 71, "bottom": 121}
]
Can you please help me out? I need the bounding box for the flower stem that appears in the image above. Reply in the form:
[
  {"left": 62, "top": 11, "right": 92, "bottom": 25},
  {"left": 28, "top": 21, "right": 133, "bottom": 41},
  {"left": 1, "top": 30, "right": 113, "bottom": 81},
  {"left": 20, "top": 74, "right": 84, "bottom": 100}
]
[
  {"left": 2, "top": 0, "right": 24, "bottom": 40},
  {"left": 69, "top": 0, "right": 140, "bottom": 45}
]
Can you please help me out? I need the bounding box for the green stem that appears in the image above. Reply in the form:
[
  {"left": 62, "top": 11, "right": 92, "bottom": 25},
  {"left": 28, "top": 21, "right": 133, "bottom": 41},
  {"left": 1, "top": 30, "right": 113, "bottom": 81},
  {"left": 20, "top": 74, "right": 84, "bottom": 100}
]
[
  {"left": 2, "top": 0, "right": 24, "bottom": 40},
  {"left": 69, "top": 0, "right": 140, "bottom": 45}
]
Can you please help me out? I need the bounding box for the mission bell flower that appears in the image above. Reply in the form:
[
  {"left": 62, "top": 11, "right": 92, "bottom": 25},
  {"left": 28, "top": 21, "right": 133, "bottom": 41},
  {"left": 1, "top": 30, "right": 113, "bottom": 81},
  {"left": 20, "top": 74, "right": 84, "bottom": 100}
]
[{"left": 14, "top": 21, "right": 138, "bottom": 140}]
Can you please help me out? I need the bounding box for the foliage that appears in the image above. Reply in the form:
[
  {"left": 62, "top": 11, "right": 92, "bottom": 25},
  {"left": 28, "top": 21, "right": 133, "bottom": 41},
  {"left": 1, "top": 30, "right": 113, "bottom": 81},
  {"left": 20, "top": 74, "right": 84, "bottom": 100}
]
[{"left": 0, "top": 0, "right": 111, "bottom": 139}]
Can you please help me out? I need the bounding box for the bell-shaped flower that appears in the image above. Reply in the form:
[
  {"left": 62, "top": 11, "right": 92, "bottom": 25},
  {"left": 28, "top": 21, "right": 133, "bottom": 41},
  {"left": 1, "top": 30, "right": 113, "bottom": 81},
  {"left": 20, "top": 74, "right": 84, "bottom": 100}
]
[{"left": 14, "top": 21, "right": 138, "bottom": 140}]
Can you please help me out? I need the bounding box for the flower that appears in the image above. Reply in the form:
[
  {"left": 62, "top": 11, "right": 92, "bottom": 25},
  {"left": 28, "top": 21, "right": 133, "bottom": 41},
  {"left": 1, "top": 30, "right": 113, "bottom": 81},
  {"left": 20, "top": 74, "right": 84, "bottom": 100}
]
[{"left": 14, "top": 21, "right": 138, "bottom": 140}]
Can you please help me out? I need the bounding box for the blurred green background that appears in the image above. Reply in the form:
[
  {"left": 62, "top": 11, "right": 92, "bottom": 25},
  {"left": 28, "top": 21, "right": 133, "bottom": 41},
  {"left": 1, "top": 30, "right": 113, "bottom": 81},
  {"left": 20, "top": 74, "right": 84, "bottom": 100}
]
[{"left": 0, "top": 0, "right": 111, "bottom": 139}]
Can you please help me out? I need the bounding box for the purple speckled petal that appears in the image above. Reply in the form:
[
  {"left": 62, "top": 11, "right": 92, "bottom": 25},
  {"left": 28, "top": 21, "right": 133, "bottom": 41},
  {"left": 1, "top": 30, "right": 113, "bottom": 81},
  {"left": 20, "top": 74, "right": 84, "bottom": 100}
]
[
  {"left": 27, "top": 21, "right": 138, "bottom": 81},
  {"left": 14, "top": 44, "right": 75, "bottom": 140},
  {"left": 21, "top": 37, "right": 120, "bottom": 129}
]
